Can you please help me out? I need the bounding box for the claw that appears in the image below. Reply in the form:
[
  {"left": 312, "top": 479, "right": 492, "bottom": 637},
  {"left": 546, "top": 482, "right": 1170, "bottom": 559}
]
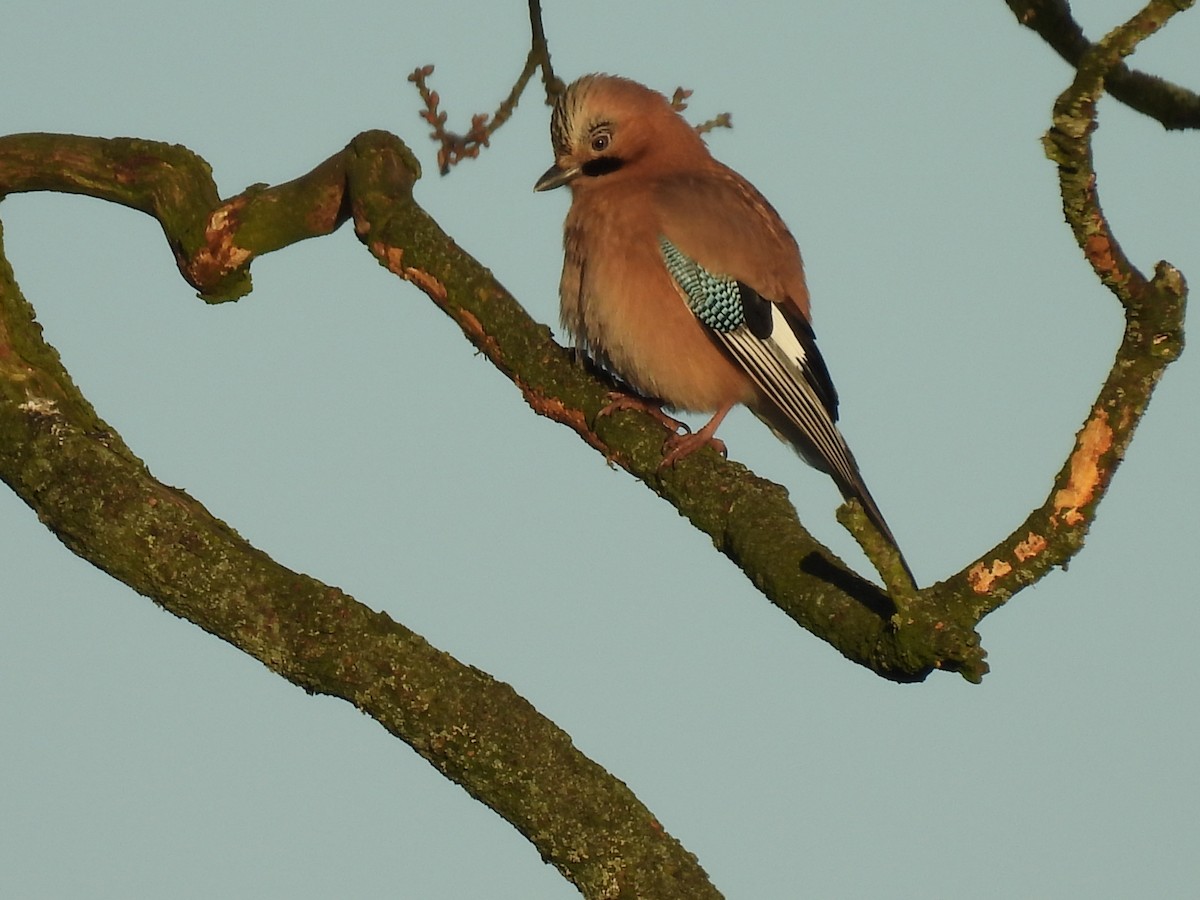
[
  {"left": 597, "top": 392, "right": 690, "bottom": 435},
  {"left": 660, "top": 431, "right": 727, "bottom": 468},
  {"left": 596, "top": 393, "right": 735, "bottom": 469}
]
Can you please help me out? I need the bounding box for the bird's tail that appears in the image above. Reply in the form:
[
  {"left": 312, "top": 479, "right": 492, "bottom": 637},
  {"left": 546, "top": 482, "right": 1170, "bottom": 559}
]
[
  {"left": 830, "top": 457, "right": 916, "bottom": 589},
  {"left": 752, "top": 406, "right": 916, "bottom": 588}
]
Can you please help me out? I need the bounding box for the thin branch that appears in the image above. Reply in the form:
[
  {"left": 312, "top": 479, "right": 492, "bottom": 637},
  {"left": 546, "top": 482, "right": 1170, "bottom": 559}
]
[
  {"left": 934, "top": 0, "right": 1191, "bottom": 622},
  {"left": 693, "top": 111, "right": 734, "bottom": 136},
  {"left": 667, "top": 86, "right": 733, "bottom": 135},
  {"left": 407, "top": 0, "right": 730, "bottom": 173},
  {"left": 408, "top": 0, "right": 561, "bottom": 173},
  {"left": 1006, "top": 0, "right": 1200, "bottom": 129},
  {"left": 528, "top": 0, "right": 560, "bottom": 95}
]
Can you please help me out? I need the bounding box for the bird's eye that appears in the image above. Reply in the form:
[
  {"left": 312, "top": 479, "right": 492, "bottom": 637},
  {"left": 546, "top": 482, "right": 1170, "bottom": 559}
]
[{"left": 590, "top": 132, "right": 611, "bottom": 153}]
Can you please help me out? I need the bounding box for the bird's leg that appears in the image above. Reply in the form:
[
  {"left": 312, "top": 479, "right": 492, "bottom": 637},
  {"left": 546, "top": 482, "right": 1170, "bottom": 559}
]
[
  {"left": 597, "top": 393, "right": 730, "bottom": 467},
  {"left": 660, "top": 404, "right": 731, "bottom": 468},
  {"left": 598, "top": 392, "right": 692, "bottom": 435}
]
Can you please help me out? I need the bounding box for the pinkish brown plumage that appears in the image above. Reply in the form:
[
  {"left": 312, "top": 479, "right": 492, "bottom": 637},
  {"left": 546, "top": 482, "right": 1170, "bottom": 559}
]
[{"left": 535, "top": 74, "right": 912, "bottom": 582}]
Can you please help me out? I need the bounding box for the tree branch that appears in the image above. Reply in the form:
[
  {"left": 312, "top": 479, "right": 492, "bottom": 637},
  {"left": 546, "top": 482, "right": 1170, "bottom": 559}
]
[
  {"left": 943, "top": 0, "right": 1191, "bottom": 623},
  {"left": 0, "top": 132, "right": 721, "bottom": 900},
  {"left": 0, "top": 3, "right": 1190, "bottom": 893},
  {"left": 0, "top": 0, "right": 1190, "bottom": 708},
  {"left": 407, "top": 0, "right": 562, "bottom": 174},
  {"left": 1006, "top": 0, "right": 1200, "bottom": 129},
  {"left": 0, "top": 0, "right": 1189, "bottom": 696},
  {"left": 0, "top": 125, "right": 987, "bottom": 683}
]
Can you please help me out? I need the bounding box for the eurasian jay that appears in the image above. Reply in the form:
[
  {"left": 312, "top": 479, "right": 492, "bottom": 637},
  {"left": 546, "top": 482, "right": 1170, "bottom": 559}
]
[{"left": 535, "top": 74, "right": 911, "bottom": 581}]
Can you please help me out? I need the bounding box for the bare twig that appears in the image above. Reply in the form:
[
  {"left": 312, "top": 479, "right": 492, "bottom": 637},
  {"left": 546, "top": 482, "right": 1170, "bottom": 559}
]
[
  {"left": 408, "top": 0, "right": 562, "bottom": 173},
  {"left": 1006, "top": 0, "right": 1200, "bottom": 129},
  {"left": 943, "top": 0, "right": 1191, "bottom": 623}
]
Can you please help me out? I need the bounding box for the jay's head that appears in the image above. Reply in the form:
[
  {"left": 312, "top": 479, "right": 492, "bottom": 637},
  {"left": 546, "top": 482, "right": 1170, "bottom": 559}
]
[{"left": 534, "top": 74, "right": 711, "bottom": 193}]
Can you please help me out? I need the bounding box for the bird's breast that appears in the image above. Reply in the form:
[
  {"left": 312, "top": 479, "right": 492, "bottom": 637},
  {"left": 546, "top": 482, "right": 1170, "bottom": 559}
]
[{"left": 560, "top": 195, "right": 754, "bottom": 413}]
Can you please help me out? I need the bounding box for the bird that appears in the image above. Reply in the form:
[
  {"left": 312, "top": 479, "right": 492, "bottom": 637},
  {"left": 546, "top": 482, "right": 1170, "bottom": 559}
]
[{"left": 534, "top": 74, "right": 913, "bottom": 583}]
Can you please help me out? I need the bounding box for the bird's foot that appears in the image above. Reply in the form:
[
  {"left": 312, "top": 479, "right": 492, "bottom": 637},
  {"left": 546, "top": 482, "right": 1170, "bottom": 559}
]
[
  {"left": 658, "top": 403, "right": 733, "bottom": 468},
  {"left": 598, "top": 392, "right": 691, "bottom": 435},
  {"left": 660, "top": 430, "right": 727, "bottom": 468},
  {"left": 598, "top": 393, "right": 730, "bottom": 468}
]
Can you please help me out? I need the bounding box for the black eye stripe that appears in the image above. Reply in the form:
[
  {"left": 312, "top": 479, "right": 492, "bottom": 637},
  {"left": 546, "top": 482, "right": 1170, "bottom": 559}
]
[{"left": 581, "top": 157, "right": 624, "bottom": 178}]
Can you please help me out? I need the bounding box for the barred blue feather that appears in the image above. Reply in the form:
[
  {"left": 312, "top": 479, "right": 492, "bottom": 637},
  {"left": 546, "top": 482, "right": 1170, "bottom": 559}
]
[{"left": 660, "top": 237, "right": 908, "bottom": 575}]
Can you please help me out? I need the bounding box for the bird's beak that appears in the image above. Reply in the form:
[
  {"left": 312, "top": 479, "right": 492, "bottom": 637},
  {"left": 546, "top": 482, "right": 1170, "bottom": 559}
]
[{"left": 533, "top": 162, "right": 580, "bottom": 192}]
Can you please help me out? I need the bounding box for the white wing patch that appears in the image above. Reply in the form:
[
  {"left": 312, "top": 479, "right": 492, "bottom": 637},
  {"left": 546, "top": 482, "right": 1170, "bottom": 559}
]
[
  {"left": 658, "top": 235, "right": 909, "bottom": 576},
  {"left": 767, "top": 304, "right": 807, "bottom": 370},
  {"left": 657, "top": 235, "right": 856, "bottom": 487},
  {"left": 717, "top": 323, "right": 857, "bottom": 489}
]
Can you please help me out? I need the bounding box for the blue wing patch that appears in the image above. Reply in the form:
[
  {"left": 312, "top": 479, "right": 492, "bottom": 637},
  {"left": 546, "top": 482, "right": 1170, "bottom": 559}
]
[
  {"left": 659, "top": 235, "right": 838, "bottom": 418},
  {"left": 656, "top": 237, "right": 907, "bottom": 576},
  {"left": 659, "top": 237, "right": 747, "bottom": 333},
  {"left": 657, "top": 233, "right": 859, "bottom": 481}
]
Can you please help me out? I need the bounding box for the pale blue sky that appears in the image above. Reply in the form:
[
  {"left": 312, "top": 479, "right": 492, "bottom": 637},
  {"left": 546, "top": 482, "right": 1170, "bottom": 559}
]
[{"left": 2, "top": 2, "right": 1198, "bottom": 897}]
